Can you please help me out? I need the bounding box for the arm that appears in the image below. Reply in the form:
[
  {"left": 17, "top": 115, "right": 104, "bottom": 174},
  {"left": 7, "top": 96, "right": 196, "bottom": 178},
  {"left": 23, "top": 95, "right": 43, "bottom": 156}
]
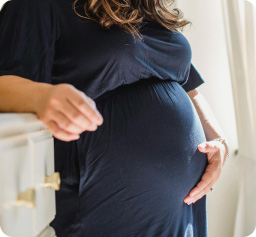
[
  {"left": 0, "top": 75, "right": 51, "bottom": 113},
  {"left": 187, "top": 88, "right": 227, "bottom": 141},
  {"left": 0, "top": 75, "right": 103, "bottom": 141},
  {"left": 183, "top": 88, "right": 228, "bottom": 205}
]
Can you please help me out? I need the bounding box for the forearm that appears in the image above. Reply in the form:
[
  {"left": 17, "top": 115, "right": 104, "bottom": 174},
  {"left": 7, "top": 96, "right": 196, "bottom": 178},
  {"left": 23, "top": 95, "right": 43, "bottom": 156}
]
[
  {"left": 187, "top": 89, "right": 226, "bottom": 141},
  {"left": 0, "top": 75, "right": 51, "bottom": 113}
]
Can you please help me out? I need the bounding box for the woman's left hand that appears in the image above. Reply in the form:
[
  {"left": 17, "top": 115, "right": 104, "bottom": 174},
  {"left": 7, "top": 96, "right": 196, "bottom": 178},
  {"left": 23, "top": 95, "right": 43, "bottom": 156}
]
[{"left": 183, "top": 140, "right": 228, "bottom": 205}]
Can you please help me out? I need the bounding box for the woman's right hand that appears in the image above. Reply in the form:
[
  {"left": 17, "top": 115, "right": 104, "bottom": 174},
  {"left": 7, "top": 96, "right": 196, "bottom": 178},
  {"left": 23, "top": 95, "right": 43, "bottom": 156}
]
[{"left": 35, "top": 83, "right": 104, "bottom": 142}]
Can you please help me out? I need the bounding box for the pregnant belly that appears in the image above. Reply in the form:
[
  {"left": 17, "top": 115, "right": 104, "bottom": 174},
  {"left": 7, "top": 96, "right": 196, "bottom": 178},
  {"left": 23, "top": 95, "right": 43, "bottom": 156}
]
[{"left": 76, "top": 77, "right": 208, "bottom": 235}]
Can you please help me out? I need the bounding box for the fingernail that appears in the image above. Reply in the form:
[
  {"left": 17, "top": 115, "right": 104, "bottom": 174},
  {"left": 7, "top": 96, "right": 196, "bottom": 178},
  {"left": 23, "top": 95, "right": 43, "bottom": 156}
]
[
  {"left": 90, "top": 124, "right": 98, "bottom": 130},
  {"left": 199, "top": 144, "right": 206, "bottom": 149},
  {"left": 97, "top": 116, "right": 103, "bottom": 124},
  {"left": 98, "top": 119, "right": 103, "bottom": 125}
]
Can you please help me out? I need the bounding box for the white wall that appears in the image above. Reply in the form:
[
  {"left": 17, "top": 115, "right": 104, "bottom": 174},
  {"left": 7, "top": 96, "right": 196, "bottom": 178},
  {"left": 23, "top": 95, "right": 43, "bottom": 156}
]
[
  {"left": 175, "top": 0, "right": 240, "bottom": 236},
  {"left": 0, "top": 0, "right": 7, "bottom": 9}
]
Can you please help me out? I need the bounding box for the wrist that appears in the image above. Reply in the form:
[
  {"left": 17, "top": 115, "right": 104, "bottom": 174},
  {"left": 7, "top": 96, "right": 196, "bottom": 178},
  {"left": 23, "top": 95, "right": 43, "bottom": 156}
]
[
  {"left": 32, "top": 82, "right": 53, "bottom": 115},
  {"left": 212, "top": 137, "right": 230, "bottom": 164}
]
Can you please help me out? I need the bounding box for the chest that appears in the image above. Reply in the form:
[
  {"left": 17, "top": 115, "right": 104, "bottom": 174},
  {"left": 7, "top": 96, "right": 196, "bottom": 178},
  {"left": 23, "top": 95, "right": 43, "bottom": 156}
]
[
  {"left": 54, "top": 1, "right": 191, "bottom": 76},
  {"left": 51, "top": 0, "right": 192, "bottom": 100}
]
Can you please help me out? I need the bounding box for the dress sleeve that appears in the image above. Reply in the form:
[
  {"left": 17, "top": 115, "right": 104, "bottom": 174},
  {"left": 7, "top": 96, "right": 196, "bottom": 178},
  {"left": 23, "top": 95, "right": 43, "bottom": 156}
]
[
  {"left": 0, "top": 0, "right": 59, "bottom": 84},
  {"left": 181, "top": 63, "right": 205, "bottom": 92}
]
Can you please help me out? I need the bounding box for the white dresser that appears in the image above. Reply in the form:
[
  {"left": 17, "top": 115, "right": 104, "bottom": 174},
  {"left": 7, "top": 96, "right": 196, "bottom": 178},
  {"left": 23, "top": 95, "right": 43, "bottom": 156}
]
[{"left": 0, "top": 113, "right": 59, "bottom": 237}]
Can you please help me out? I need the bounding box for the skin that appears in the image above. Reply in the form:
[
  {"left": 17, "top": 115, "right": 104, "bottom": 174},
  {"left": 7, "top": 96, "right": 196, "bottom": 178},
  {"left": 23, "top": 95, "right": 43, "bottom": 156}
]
[
  {"left": 0, "top": 76, "right": 104, "bottom": 141},
  {"left": 0, "top": 75, "right": 227, "bottom": 205}
]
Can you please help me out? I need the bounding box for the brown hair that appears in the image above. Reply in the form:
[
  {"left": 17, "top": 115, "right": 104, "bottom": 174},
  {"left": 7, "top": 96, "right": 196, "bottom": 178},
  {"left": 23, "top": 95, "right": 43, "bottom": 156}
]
[{"left": 72, "top": 0, "right": 190, "bottom": 40}]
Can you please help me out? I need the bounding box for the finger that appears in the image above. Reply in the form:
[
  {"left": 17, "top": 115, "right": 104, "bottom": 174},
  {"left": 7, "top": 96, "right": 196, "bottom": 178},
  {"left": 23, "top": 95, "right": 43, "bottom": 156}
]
[
  {"left": 51, "top": 110, "right": 91, "bottom": 134},
  {"left": 186, "top": 180, "right": 215, "bottom": 205},
  {"left": 56, "top": 99, "right": 98, "bottom": 131},
  {"left": 67, "top": 91, "right": 103, "bottom": 125},
  {"left": 46, "top": 120, "right": 80, "bottom": 142},
  {"left": 184, "top": 161, "right": 220, "bottom": 204},
  {"left": 198, "top": 141, "right": 219, "bottom": 153},
  {"left": 191, "top": 180, "right": 215, "bottom": 204},
  {"left": 184, "top": 168, "right": 213, "bottom": 200}
]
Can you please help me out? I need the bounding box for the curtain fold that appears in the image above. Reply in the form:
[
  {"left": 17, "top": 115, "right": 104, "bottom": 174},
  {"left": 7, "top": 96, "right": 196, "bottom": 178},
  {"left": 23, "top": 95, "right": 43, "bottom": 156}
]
[{"left": 222, "top": 0, "right": 256, "bottom": 236}]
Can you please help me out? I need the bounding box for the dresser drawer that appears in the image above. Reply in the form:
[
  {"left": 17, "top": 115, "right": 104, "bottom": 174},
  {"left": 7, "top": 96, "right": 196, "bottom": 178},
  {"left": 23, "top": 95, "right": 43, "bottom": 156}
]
[
  {"left": 0, "top": 135, "right": 34, "bottom": 237},
  {"left": 29, "top": 130, "right": 56, "bottom": 235},
  {"left": 0, "top": 129, "right": 57, "bottom": 237}
]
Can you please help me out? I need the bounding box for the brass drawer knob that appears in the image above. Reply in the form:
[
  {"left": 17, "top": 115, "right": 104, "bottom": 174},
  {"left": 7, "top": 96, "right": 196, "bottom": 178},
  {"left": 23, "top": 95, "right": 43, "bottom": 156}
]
[
  {"left": 45, "top": 172, "right": 61, "bottom": 191},
  {"left": 17, "top": 188, "right": 36, "bottom": 208}
]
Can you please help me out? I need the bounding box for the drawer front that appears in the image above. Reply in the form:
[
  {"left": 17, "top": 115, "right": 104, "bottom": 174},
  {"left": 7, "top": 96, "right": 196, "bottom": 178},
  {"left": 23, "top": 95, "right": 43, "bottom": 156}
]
[
  {"left": 29, "top": 131, "right": 56, "bottom": 235},
  {"left": 0, "top": 130, "right": 57, "bottom": 237},
  {"left": 0, "top": 137, "right": 35, "bottom": 237}
]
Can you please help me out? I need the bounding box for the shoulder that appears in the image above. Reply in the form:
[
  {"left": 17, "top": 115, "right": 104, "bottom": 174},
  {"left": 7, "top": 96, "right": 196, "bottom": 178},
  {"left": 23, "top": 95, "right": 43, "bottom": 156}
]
[
  {"left": 0, "top": 0, "right": 59, "bottom": 40},
  {"left": 10, "top": 0, "right": 54, "bottom": 6},
  {"left": 3, "top": 0, "right": 58, "bottom": 23},
  {"left": 6, "top": 0, "right": 56, "bottom": 14}
]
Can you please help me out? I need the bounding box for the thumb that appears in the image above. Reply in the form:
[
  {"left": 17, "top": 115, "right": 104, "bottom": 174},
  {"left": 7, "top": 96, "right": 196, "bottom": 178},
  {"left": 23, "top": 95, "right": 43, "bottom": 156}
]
[{"left": 198, "top": 141, "right": 214, "bottom": 153}]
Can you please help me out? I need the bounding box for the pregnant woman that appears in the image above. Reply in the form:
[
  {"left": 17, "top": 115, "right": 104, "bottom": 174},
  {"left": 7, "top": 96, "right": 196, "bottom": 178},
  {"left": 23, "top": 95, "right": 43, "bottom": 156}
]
[{"left": 0, "top": 0, "right": 229, "bottom": 236}]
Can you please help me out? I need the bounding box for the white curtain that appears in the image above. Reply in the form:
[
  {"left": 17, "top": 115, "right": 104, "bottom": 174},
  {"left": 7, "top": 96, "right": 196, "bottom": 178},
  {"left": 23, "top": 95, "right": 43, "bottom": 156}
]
[
  {"left": 0, "top": 0, "right": 8, "bottom": 10},
  {"left": 222, "top": 0, "right": 256, "bottom": 236}
]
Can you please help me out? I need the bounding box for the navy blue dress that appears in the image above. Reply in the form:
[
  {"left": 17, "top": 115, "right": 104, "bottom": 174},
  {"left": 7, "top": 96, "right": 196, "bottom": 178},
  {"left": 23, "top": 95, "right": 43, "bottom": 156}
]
[{"left": 0, "top": 0, "right": 208, "bottom": 236}]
